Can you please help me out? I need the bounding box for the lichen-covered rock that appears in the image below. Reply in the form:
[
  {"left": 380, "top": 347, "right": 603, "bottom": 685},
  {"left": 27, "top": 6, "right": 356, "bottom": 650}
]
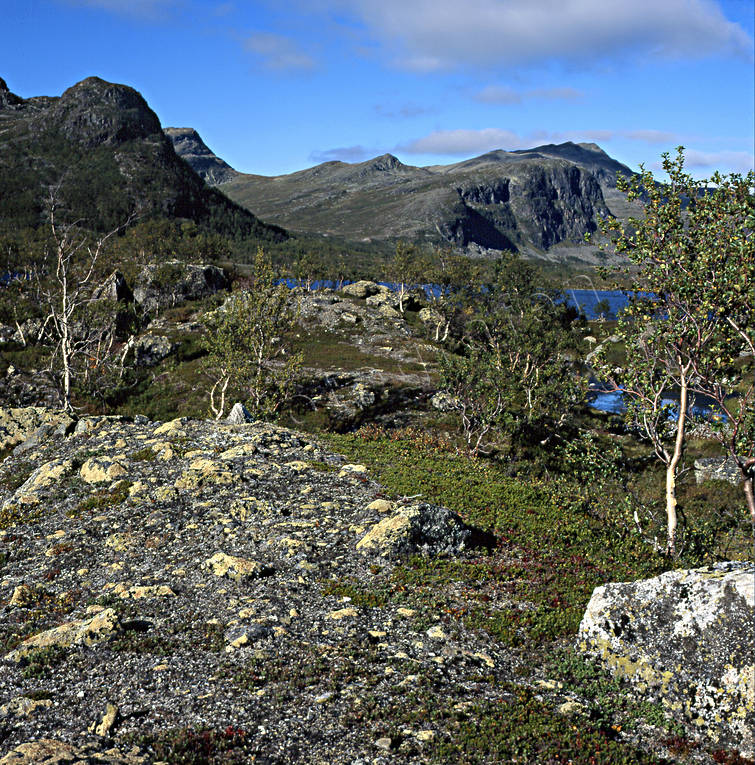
[
  {"left": 204, "top": 552, "right": 273, "bottom": 581},
  {"left": 0, "top": 407, "right": 73, "bottom": 451},
  {"left": 133, "top": 260, "right": 228, "bottom": 314},
  {"left": 0, "top": 739, "right": 147, "bottom": 764},
  {"left": 80, "top": 456, "right": 127, "bottom": 484},
  {"left": 340, "top": 280, "right": 382, "bottom": 299},
  {"left": 132, "top": 334, "right": 174, "bottom": 367},
  {"left": 5, "top": 608, "right": 121, "bottom": 661},
  {"left": 4, "top": 458, "right": 74, "bottom": 507},
  {"left": 693, "top": 456, "right": 745, "bottom": 486},
  {"left": 578, "top": 562, "right": 755, "bottom": 756},
  {"left": 356, "top": 502, "right": 494, "bottom": 558}
]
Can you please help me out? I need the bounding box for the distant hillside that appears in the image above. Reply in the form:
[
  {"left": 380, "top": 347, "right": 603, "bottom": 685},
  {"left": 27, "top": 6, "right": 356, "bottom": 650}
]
[
  {"left": 0, "top": 76, "right": 286, "bottom": 243},
  {"left": 165, "top": 127, "right": 239, "bottom": 185},
  {"left": 177, "top": 131, "right": 636, "bottom": 259}
]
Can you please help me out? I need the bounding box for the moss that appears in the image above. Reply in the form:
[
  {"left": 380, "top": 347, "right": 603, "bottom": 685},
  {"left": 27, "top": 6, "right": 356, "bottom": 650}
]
[
  {"left": 129, "top": 446, "right": 158, "bottom": 461},
  {"left": 68, "top": 480, "right": 131, "bottom": 517},
  {"left": 0, "top": 503, "right": 45, "bottom": 529},
  {"left": 0, "top": 460, "right": 34, "bottom": 492},
  {"left": 123, "top": 726, "right": 251, "bottom": 764},
  {"left": 20, "top": 645, "right": 69, "bottom": 679}
]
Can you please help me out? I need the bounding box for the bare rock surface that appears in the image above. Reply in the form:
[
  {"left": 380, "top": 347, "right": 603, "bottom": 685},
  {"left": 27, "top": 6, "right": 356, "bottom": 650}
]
[
  {"left": 578, "top": 562, "right": 755, "bottom": 757},
  {"left": 0, "top": 408, "right": 505, "bottom": 762}
]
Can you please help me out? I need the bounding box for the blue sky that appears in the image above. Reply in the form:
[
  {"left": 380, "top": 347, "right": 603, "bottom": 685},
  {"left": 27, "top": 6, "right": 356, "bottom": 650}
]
[{"left": 2, "top": 0, "right": 753, "bottom": 177}]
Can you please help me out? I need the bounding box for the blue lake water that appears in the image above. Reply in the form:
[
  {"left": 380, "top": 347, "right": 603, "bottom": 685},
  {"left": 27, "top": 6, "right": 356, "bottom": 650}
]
[
  {"left": 588, "top": 387, "right": 727, "bottom": 421},
  {"left": 281, "top": 279, "right": 637, "bottom": 321}
]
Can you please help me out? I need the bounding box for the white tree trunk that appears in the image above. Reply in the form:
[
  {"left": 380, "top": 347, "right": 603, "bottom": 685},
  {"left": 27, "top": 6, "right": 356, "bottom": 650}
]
[{"left": 665, "top": 375, "right": 688, "bottom": 556}]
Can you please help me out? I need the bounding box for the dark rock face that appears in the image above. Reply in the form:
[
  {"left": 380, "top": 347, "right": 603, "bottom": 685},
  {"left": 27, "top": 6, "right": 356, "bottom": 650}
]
[
  {"left": 0, "top": 77, "right": 23, "bottom": 108},
  {"left": 578, "top": 562, "right": 755, "bottom": 756},
  {"left": 54, "top": 77, "right": 162, "bottom": 149},
  {"left": 92, "top": 271, "right": 134, "bottom": 304},
  {"left": 164, "top": 127, "right": 238, "bottom": 185}
]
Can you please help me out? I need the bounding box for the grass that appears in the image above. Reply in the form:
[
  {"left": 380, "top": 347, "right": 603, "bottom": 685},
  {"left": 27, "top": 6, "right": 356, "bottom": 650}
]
[
  {"left": 323, "top": 427, "right": 671, "bottom": 646},
  {"left": 68, "top": 480, "right": 131, "bottom": 518},
  {"left": 311, "top": 426, "right": 738, "bottom": 760}
]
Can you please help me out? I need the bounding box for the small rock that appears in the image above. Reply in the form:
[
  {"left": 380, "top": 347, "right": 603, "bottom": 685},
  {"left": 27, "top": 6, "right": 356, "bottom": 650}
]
[
  {"left": 91, "top": 702, "right": 119, "bottom": 736},
  {"left": 9, "top": 585, "right": 34, "bottom": 607},
  {"left": 366, "top": 499, "right": 393, "bottom": 514},
  {"left": 204, "top": 552, "right": 272, "bottom": 582},
  {"left": 426, "top": 624, "right": 446, "bottom": 640},
  {"left": 226, "top": 402, "right": 254, "bottom": 424},
  {"left": 326, "top": 608, "right": 358, "bottom": 620}
]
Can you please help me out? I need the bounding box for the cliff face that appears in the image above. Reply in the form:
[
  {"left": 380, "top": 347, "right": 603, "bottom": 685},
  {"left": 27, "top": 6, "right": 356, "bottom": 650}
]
[{"left": 215, "top": 140, "right": 617, "bottom": 255}]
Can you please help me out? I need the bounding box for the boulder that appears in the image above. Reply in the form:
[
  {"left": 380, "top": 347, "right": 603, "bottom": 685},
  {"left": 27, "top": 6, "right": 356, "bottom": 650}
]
[
  {"left": 341, "top": 280, "right": 382, "bottom": 299},
  {"left": 356, "top": 502, "right": 495, "bottom": 559},
  {"left": 132, "top": 334, "right": 174, "bottom": 367},
  {"left": 694, "top": 456, "right": 745, "bottom": 486},
  {"left": 133, "top": 260, "right": 228, "bottom": 313},
  {"left": 226, "top": 402, "right": 254, "bottom": 424},
  {"left": 578, "top": 561, "right": 754, "bottom": 757}
]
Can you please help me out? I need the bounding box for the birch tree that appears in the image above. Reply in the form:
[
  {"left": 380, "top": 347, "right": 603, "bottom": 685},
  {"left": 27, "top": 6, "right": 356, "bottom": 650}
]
[
  {"left": 594, "top": 148, "right": 754, "bottom": 554},
  {"left": 202, "top": 248, "right": 302, "bottom": 420},
  {"left": 39, "top": 191, "right": 134, "bottom": 412}
]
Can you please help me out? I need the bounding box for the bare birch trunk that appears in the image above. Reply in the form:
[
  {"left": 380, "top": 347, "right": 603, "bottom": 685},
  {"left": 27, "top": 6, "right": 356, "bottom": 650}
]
[{"left": 665, "top": 375, "right": 688, "bottom": 556}]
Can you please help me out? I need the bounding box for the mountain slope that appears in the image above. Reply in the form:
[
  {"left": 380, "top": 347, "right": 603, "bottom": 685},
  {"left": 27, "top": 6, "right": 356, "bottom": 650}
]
[
  {"left": 206, "top": 140, "right": 634, "bottom": 255},
  {"left": 0, "top": 76, "right": 286, "bottom": 242},
  {"left": 164, "top": 127, "right": 239, "bottom": 185}
]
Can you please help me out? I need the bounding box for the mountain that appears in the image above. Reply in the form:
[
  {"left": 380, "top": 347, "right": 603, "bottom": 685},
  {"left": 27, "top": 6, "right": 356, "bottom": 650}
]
[
  {"left": 0, "top": 76, "right": 286, "bottom": 242},
  {"left": 178, "top": 131, "right": 636, "bottom": 257},
  {"left": 164, "top": 127, "right": 239, "bottom": 185}
]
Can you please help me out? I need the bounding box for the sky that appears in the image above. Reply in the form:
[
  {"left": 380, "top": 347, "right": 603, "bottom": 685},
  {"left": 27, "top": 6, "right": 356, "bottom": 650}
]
[{"left": 2, "top": 0, "right": 753, "bottom": 177}]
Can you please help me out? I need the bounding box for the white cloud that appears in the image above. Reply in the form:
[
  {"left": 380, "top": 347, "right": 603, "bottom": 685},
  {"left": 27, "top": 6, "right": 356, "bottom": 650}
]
[
  {"left": 325, "top": 0, "right": 752, "bottom": 70},
  {"left": 625, "top": 129, "right": 680, "bottom": 143},
  {"left": 682, "top": 149, "right": 754, "bottom": 173},
  {"left": 397, "top": 126, "right": 692, "bottom": 156},
  {"left": 374, "top": 103, "right": 437, "bottom": 119},
  {"left": 244, "top": 33, "right": 316, "bottom": 71},
  {"left": 475, "top": 85, "right": 583, "bottom": 104},
  {"left": 309, "top": 145, "right": 375, "bottom": 162},
  {"left": 398, "top": 128, "right": 527, "bottom": 155}
]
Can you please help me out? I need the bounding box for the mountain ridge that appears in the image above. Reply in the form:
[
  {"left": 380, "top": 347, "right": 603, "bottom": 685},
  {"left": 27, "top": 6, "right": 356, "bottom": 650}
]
[{"left": 167, "top": 127, "right": 634, "bottom": 258}]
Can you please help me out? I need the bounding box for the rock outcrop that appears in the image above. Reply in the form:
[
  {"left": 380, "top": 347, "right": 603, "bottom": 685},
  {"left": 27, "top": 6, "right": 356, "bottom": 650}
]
[
  {"left": 0, "top": 408, "right": 499, "bottom": 762},
  {"left": 694, "top": 456, "right": 746, "bottom": 486},
  {"left": 132, "top": 260, "right": 229, "bottom": 314},
  {"left": 578, "top": 562, "right": 755, "bottom": 757}
]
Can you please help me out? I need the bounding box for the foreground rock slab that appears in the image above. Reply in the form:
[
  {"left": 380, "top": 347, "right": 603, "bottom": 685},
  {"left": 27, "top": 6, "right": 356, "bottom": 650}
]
[{"left": 578, "top": 561, "right": 755, "bottom": 757}]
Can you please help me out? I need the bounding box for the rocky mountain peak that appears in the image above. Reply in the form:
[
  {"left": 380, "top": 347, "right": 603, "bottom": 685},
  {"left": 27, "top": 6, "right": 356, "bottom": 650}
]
[
  {"left": 0, "top": 76, "right": 24, "bottom": 108},
  {"left": 164, "top": 126, "right": 238, "bottom": 184},
  {"left": 368, "top": 153, "right": 404, "bottom": 171},
  {"left": 54, "top": 76, "right": 163, "bottom": 148}
]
